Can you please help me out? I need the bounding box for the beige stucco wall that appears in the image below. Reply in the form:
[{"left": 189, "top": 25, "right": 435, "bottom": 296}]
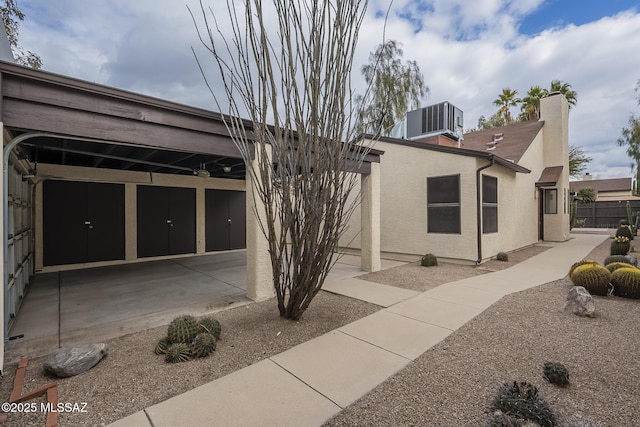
[
  {"left": 342, "top": 93, "right": 571, "bottom": 263},
  {"left": 540, "top": 94, "right": 571, "bottom": 241},
  {"left": 34, "top": 163, "right": 245, "bottom": 271}
]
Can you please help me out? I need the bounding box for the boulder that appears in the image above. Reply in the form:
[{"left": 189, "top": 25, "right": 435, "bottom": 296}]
[
  {"left": 44, "top": 343, "right": 108, "bottom": 378},
  {"left": 564, "top": 286, "right": 595, "bottom": 318}
]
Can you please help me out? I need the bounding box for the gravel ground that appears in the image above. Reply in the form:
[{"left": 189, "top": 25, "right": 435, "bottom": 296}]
[
  {"left": 2, "top": 241, "right": 629, "bottom": 427},
  {"left": 326, "top": 238, "right": 640, "bottom": 427}
]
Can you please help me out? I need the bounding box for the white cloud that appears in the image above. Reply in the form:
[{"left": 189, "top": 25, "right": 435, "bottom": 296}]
[{"left": 15, "top": 1, "right": 640, "bottom": 179}]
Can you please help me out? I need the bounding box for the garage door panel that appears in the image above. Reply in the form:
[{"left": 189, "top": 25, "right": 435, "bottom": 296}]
[
  {"left": 205, "top": 189, "right": 231, "bottom": 251},
  {"left": 168, "top": 187, "right": 196, "bottom": 255},
  {"left": 137, "top": 186, "right": 169, "bottom": 258},
  {"left": 43, "top": 180, "right": 88, "bottom": 266},
  {"left": 88, "top": 183, "right": 125, "bottom": 262}
]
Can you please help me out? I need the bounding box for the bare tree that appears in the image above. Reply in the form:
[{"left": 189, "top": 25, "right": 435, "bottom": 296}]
[
  {"left": 1, "top": 0, "right": 42, "bottom": 68},
  {"left": 191, "top": 0, "right": 375, "bottom": 320}
]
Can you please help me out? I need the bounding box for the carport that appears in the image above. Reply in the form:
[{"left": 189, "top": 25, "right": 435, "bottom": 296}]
[{"left": 0, "top": 61, "right": 382, "bottom": 373}]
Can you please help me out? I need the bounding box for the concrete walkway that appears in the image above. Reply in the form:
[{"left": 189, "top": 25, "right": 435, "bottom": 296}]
[{"left": 108, "top": 233, "right": 608, "bottom": 427}]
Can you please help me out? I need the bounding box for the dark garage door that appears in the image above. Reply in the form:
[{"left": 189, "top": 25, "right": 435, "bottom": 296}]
[
  {"left": 205, "top": 189, "right": 246, "bottom": 251},
  {"left": 137, "top": 185, "right": 196, "bottom": 257},
  {"left": 43, "top": 180, "right": 125, "bottom": 266}
]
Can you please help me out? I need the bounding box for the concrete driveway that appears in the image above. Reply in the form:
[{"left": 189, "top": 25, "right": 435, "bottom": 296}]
[
  {"left": 5, "top": 251, "right": 373, "bottom": 364},
  {"left": 6, "top": 251, "right": 250, "bottom": 363}
]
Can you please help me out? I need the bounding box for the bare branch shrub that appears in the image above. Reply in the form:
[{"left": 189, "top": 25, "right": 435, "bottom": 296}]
[{"left": 190, "top": 0, "right": 376, "bottom": 320}]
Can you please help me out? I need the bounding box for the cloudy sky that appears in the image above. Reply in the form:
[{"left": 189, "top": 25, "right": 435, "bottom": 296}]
[{"left": 14, "top": 0, "right": 640, "bottom": 180}]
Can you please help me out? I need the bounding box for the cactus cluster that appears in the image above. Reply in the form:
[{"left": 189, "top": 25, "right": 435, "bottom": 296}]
[
  {"left": 155, "top": 315, "right": 222, "bottom": 363},
  {"left": 569, "top": 263, "right": 611, "bottom": 296},
  {"left": 611, "top": 267, "right": 640, "bottom": 299},
  {"left": 489, "top": 381, "right": 556, "bottom": 427},
  {"left": 616, "top": 224, "right": 634, "bottom": 240},
  {"left": 543, "top": 362, "right": 569, "bottom": 387},
  {"left": 421, "top": 253, "right": 438, "bottom": 267}
]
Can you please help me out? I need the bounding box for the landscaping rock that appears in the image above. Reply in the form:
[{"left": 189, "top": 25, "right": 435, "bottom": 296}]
[
  {"left": 564, "top": 286, "right": 595, "bottom": 317},
  {"left": 44, "top": 343, "right": 108, "bottom": 378}
]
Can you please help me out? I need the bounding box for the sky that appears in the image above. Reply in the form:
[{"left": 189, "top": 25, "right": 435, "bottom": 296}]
[{"left": 13, "top": 0, "right": 640, "bottom": 180}]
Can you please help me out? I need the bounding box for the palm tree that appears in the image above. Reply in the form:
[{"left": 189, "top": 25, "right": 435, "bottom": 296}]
[
  {"left": 519, "top": 86, "right": 549, "bottom": 120},
  {"left": 550, "top": 80, "right": 578, "bottom": 109},
  {"left": 493, "top": 88, "right": 519, "bottom": 124}
]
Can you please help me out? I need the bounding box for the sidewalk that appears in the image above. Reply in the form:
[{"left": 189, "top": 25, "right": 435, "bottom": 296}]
[{"left": 109, "top": 233, "right": 608, "bottom": 427}]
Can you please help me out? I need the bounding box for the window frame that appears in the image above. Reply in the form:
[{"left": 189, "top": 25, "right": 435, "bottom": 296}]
[
  {"left": 482, "top": 174, "right": 498, "bottom": 234},
  {"left": 544, "top": 188, "right": 558, "bottom": 214},
  {"left": 427, "top": 174, "right": 461, "bottom": 234}
]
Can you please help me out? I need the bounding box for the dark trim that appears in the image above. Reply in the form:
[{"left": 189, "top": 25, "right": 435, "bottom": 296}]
[{"left": 371, "top": 133, "right": 530, "bottom": 174}]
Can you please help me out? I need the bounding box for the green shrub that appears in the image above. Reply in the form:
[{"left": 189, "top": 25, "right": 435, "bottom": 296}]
[
  {"left": 421, "top": 253, "right": 438, "bottom": 267},
  {"left": 568, "top": 259, "right": 597, "bottom": 278},
  {"left": 496, "top": 252, "right": 509, "bottom": 262},
  {"left": 543, "top": 362, "right": 569, "bottom": 387},
  {"left": 570, "top": 263, "right": 611, "bottom": 296},
  {"left": 490, "top": 381, "right": 556, "bottom": 427},
  {"left": 603, "top": 255, "right": 637, "bottom": 267},
  {"left": 611, "top": 267, "right": 640, "bottom": 299},
  {"left": 486, "top": 411, "right": 524, "bottom": 426}
]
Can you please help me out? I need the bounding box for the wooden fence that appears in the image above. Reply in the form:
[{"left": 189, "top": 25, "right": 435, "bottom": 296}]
[{"left": 575, "top": 200, "right": 640, "bottom": 229}]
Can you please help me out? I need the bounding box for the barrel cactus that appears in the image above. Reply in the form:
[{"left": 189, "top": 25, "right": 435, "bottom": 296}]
[
  {"left": 611, "top": 267, "right": 640, "bottom": 299},
  {"left": 198, "top": 317, "right": 222, "bottom": 340},
  {"left": 604, "top": 254, "right": 638, "bottom": 267},
  {"left": 421, "top": 253, "right": 438, "bottom": 267},
  {"left": 610, "top": 236, "right": 630, "bottom": 255},
  {"left": 192, "top": 332, "right": 217, "bottom": 358},
  {"left": 616, "top": 225, "right": 634, "bottom": 240},
  {"left": 165, "top": 343, "right": 191, "bottom": 363},
  {"left": 167, "top": 315, "right": 199, "bottom": 344},
  {"left": 605, "top": 262, "right": 635, "bottom": 273},
  {"left": 568, "top": 259, "right": 598, "bottom": 278},
  {"left": 154, "top": 337, "right": 170, "bottom": 355},
  {"left": 570, "top": 263, "right": 611, "bottom": 296}
]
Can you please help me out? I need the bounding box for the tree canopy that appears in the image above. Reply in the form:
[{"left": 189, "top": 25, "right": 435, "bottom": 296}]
[
  {"left": 1, "top": 0, "right": 41, "bottom": 68},
  {"left": 569, "top": 145, "right": 592, "bottom": 178},
  {"left": 617, "top": 80, "right": 640, "bottom": 185},
  {"left": 356, "top": 40, "right": 428, "bottom": 136}
]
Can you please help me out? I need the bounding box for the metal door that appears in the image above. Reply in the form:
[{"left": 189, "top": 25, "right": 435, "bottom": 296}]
[
  {"left": 43, "top": 180, "right": 87, "bottom": 266},
  {"left": 87, "top": 183, "right": 125, "bottom": 262},
  {"left": 43, "top": 180, "right": 125, "bottom": 266},
  {"left": 137, "top": 185, "right": 169, "bottom": 257},
  {"left": 168, "top": 187, "right": 196, "bottom": 255},
  {"left": 205, "top": 189, "right": 246, "bottom": 251}
]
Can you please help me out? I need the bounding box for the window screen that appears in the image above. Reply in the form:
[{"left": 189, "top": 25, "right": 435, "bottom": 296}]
[
  {"left": 427, "top": 175, "right": 461, "bottom": 234},
  {"left": 482, "top": 175, "right": 498, "bottom": 233}
]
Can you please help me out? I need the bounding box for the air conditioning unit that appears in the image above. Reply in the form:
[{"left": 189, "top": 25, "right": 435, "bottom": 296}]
[{"left": 406, "top": 101, "right": 463, "bottom": 141}]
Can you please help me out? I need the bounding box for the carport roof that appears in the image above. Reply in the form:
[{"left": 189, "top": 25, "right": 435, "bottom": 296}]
[{"left": 1, "top": 61, "right": 381, "bottom": 178}]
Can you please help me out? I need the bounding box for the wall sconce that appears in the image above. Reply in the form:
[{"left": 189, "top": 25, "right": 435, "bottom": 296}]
[{"left": 223, "top": 166, "right": 232, "bottom": 173}]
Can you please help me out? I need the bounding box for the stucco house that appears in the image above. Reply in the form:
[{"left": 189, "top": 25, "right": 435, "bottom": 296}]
[{"left": 341, "top": 94, "right": 571, "bottom": 264}]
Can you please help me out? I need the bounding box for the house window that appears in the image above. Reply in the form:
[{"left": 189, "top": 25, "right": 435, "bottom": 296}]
[
  {"left": 545, "top": 189, "right": 557, "bottom": 214},
  {"left": 482, "top": 175, "right": 498, "bottom": 233},
  {"left": 427, "top": 174, "right": 461, "bottom": 234}
]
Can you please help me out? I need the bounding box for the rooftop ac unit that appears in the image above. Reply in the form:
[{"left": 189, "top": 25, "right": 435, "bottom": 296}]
[{"left": 406, "top": 101, "right": 463, "bottom": 141}]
